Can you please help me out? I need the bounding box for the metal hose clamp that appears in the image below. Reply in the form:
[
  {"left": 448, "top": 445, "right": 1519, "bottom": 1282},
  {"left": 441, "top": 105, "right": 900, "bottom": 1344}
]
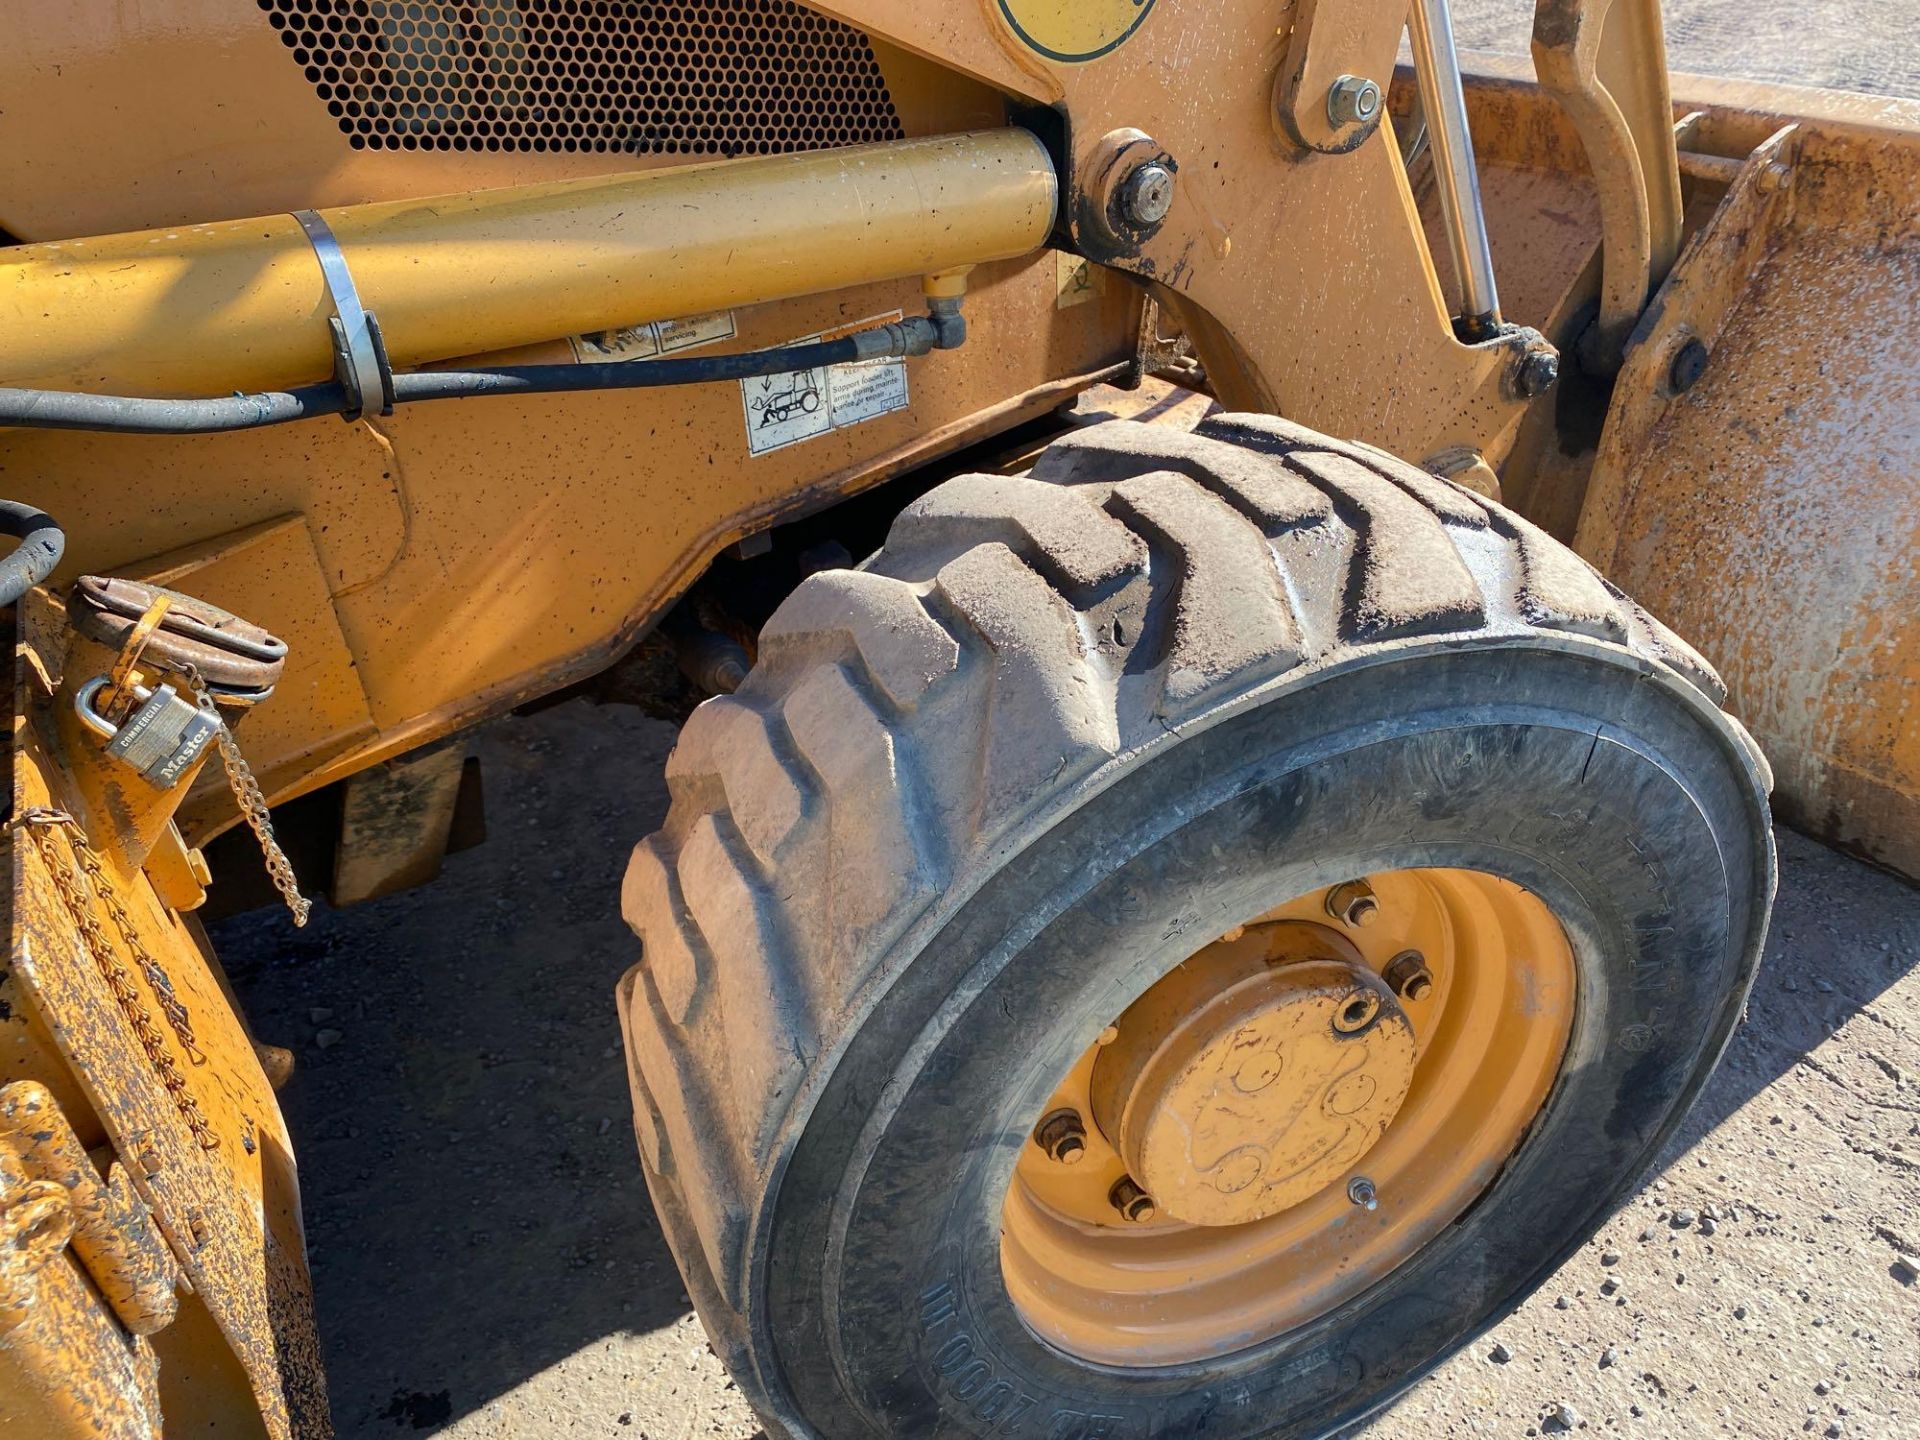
[{"left": 291, "top": 208, "right": 393, "bottom": 420}]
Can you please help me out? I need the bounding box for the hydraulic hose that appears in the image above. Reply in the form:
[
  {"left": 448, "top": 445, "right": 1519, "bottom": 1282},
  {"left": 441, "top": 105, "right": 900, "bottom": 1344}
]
[
  {"left": 0, "top": 499, "right": 65, "bottom": 607},
  {"left": 0, "top": 313, "right": 958, "bottom": 438}
]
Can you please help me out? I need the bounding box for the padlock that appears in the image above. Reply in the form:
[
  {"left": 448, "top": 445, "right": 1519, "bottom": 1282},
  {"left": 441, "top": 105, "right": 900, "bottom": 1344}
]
[{"left": 73, "top": 675, "right": 220, "bottom": 788}]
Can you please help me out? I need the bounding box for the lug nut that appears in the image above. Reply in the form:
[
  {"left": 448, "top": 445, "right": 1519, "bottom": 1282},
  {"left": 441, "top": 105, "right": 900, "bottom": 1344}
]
[
  {"left": 1384, "top": 949, "right": 1435, "bottom": 1002},
  {"left": 1325, "top": 74, "right": 1383, "bottom": 129},
  {"left": 1033, "top": 1109, "right": 1089, "bottom": 1165},
  {"left": 1332, "top": 988, "right": 1381, "bottom": 1034},
  {"left": 1325, "top": 879, "right": 1379, "bottom": 928},
  {"left": 1118, "top": 161, "right": 1176, "bottom": 228},
  {"left": 1348, "top": 1175, "right": 1379, "bottom": 1211},
  {"left": 1110, "top": 1176, "right": 1157, "bottom": 1223}
]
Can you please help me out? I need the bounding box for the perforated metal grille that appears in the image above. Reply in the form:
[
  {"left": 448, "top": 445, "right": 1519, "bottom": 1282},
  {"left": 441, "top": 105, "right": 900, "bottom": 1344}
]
[{"left": 260, "top": 0, "right": 904, "bottom": 157}]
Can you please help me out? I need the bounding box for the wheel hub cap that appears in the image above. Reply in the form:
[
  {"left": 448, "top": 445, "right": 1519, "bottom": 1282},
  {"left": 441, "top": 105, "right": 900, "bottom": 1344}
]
[{"left": 1091, "top": 953, "right": 1416, "bottom": 1227}]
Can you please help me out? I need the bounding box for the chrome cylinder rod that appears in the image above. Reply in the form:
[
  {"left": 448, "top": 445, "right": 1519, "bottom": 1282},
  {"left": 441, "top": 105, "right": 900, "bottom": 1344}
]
[{"left": 1407, "top": 0, "right": 1502, "bottom": 337}]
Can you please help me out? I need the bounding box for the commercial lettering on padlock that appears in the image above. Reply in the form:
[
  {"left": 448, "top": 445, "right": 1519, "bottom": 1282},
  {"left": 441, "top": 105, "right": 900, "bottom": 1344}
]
[{"left": 73, "top": 676, "right": 221, "bottom": 788}]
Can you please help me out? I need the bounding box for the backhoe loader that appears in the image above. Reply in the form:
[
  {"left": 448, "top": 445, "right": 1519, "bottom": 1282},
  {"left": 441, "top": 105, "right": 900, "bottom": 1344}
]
[{"left": 0, "top": 0, "right": 1912, "bottom": 1435}]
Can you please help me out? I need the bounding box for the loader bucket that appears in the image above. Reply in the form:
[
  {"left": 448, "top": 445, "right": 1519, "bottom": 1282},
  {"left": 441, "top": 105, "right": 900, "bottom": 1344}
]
[
  {"left": 1439, "top": 60, "right": 1920, "bottom": 881},
  {"left": 1573, "top": 76, "right": 1920, "bottom": 880}
]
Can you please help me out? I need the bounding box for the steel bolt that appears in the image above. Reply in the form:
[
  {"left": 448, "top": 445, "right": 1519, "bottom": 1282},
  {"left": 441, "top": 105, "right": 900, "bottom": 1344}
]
[
  {"left": 1669, "top": 338, "right": 1710, "bottom": 394},
  {"left": 1515, "top": 348, "right": 1560, "bottom": 399},
  {"left": 1332, "top": 988, "right": 1382, "bottom": 1034},
  {"left": 1118, "top": 161, "right": 1176, "bottom": 228},
  {"left": 1348, "top": 1175, "right": 1379, "bottom": 1211},
  {"left": 1384, "top": 949, "right": 1435, "bottom": 1002},
  {"left": 1111, "top": 1176, "right": 1157, "bottom": 1223},
  {"left": 1326, "top": 75, "right": 1384, "bottom": 129},
  {"left": 1033, "top": 1108, "right": 1089, "bottom": 1166},
  {"left": 1326, "top": 879, "right": 1380, "bottom": 929}
]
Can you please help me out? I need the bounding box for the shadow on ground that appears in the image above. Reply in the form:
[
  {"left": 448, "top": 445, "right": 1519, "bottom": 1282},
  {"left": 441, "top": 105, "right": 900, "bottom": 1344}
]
[{"left": 218, "top": 702, "right": 713, "bottom": 1439}]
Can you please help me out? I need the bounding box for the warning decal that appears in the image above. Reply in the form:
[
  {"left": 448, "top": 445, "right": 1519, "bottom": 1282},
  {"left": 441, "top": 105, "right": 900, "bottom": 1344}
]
[
  {"left": 569, "top": 309, "right": 736, "bottom": 363},
  {"left": 741, "top": 311, "right": 909, "bottom": 456}
]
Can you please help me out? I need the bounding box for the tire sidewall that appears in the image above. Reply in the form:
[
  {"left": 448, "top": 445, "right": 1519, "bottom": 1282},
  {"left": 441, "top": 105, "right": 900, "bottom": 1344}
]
[{"left": 763, "top": 642, "right": 1771, "bottom": 1440}]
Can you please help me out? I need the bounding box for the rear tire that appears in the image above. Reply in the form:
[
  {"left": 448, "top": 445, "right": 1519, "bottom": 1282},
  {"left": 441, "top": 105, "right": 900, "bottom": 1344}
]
[{"left": 617, "top": 413, "right": 1773, "bottom": 1438}]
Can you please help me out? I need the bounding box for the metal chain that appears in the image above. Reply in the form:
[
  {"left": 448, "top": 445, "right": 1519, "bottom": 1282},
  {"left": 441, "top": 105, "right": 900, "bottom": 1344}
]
[
  {"left": 15, "top": 808, "right": 221, "bottom": 1152},
  {"left": 178, "top": 665, "right": 311, "bottom": 928}
]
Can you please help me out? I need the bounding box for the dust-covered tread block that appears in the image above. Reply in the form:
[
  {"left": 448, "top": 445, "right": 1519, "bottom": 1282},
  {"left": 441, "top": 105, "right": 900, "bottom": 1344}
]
[
  {"left": 888, "top": 474, "right": 1146, "bottom": 592},
  {"left": 1108, "top": 472, "right": 1304, "bottom": 710},
  {"left": 757, "top": 569, "right": 959, "bottom": 713},
  {"left": 1033, "top": 421, "right": 1333, "bottom": 532},
  {"left": 1385, "top": 467, "right": 1493, "bottom": 529},
  {"left": 665, "top": 697, "right": 806, "bottom": 867},
  {"left": 621, "top": 835, "right": 706, "bottom": 1025},
  {"left": 934, "top": 542, "right": 1120, "bottom": 819},
  {"left": 781, "top": 662, "right": 935, "bottom": 982},
  {"left": 1287, "top": 450, "right": 1487, "bottom": 639},
  {"left": 1489, "top": 506, "right": 1629, "bottom": 641}
]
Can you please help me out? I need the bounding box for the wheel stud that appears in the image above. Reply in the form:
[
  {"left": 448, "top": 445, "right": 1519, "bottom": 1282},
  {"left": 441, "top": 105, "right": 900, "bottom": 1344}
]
[
  {"left": 1110, "top": 1176, "right": 1157, "bottom": 1223},
  {"left": 1325, "top": 879, "right": 1379, "bottom": 928},
  {"left": 1348, "top": 1175, "right": 1379, "bottom": 1211},
  {"left": 1034, "top": 1109, "right": 1089, "bottom": 1165},
  {"left": 1384, "top": 949, "right": 1434, "bottom": 1001}
]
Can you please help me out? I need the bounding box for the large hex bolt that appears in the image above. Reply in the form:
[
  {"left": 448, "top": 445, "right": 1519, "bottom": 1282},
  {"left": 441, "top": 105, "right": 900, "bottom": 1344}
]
[
  {"left": 1033, "top": 1108, "right": 1089, "bottom": 1166},
  {"left": 1118, "top": 161, "right": 1177, "bottom": 229},
  {"left": 1110, "top": 1176, "right": 1157, "bottom": 1223},
  {"left": 1325, "top": 878, "right": 1380, "bottom": 929},
  {"left": 1326, "top": 75, "right": 1384, "bottom": 129},
  {"left": 1383, "top": 949, "right": 1435, "bottom": 1002},
  {"left": 1515, "top": 347, "right": 1561, "bottom": 399}
]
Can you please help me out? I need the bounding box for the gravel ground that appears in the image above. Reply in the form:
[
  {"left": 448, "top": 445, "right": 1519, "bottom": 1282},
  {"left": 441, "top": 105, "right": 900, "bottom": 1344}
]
[{"left": 213, "top": 10, "right": 1920, "bottom": 1438}]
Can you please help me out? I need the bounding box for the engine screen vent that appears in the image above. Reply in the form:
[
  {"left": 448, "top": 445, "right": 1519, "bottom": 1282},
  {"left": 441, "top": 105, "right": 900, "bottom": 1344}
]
[{"left": 260, "top": 0, "right": 905, "bottom": 157}]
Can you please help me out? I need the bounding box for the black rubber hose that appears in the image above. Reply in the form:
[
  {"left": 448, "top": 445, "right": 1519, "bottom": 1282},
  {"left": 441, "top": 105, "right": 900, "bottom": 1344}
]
[
  {"left": 390, "top": 327, "right": 901, "bottom": 404},
  {"left": 0, "top": 317, "right": 944, "bottom": 437},
  {"left": 0, "top": 384, "right": 343, "bottom": 435},
  {"left": 0, "top": 499, "right": 65, "bottom": 607}
]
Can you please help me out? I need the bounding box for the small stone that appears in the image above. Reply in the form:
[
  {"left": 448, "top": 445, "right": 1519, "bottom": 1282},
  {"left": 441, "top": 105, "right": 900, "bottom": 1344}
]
[
  {"left": 1489, "top": 1342, "right": 1514, "bottom": 1364},
  {"left": 314, "top": 1029, "right": 343, "bottom": 1050},
  {"left": 1555, "top": 1295, "right": 1571, "bottom": 1311},
  {"left": 1783, "top": 977, "right": 1799, "bottom": 992},
  {"left": 1826, "top": 1423, "right": 1843, "bottom": 1438},
  {"left": 1600, "top": 1277, "right": 1620, "bottom": 1296},
  {"left": 1892, "top": 1254, "right": 1919, "bottom": 1285},
  {"left": 1543, "top": 1401, "right": 1582, "bottom": 1433},
  {"left": 1640, "top": 1228, "right": 1657, "bottom": 1243},
  {"left": 1630, "top": 1405, "right": 1645, "bottom": 1418},
  {"left": 1701, "top": 1217, "right": 1719, "bottom": 1236},
  {"left": 1814, "top": 978, "right": 1835, "bottom": 993},
  {"left": 308, "top": 1006, "right": 334, "bottom": 1024},
  {"left": 1672, "top": 1209, "right": 1699, "bottom": 1227},
  {"left": 1733, "top": 1305, "right": 1749, "bottom": 1319},
  {"left": 1814, "top": 1381, "right": 1831, "bottom": 1396},
  {"left": 1601, "top": 1249, "right": 1621, "bottom": 1266},
  {"left": 1599, "top": 1346, "right": 1618, "bottom": 1369}
]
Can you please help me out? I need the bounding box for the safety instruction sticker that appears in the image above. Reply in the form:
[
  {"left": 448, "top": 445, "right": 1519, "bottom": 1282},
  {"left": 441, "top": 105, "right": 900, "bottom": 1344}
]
[
  {"left": 569, "top": 309, "right": 736, "bottom": 363},
  {"left": 740, "top": 311, "right": 909, "bottom": 456}
]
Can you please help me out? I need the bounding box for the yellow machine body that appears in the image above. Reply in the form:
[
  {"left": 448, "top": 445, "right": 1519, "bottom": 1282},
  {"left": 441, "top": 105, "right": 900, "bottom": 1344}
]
[{"left": 0, "top": 0, "right": 1912, "bottom": 1434}]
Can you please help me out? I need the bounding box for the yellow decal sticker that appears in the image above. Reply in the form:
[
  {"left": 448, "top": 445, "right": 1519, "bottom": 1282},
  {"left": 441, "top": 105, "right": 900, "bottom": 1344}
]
[{"left": 996, "top": 0, "right": 1159, "bottom": 63}]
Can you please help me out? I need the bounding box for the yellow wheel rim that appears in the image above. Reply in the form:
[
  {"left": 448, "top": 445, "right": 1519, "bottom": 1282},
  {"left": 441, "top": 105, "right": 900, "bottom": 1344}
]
[{"left": 999, "top": 867, "right": 1576, "bottom": 1366}]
